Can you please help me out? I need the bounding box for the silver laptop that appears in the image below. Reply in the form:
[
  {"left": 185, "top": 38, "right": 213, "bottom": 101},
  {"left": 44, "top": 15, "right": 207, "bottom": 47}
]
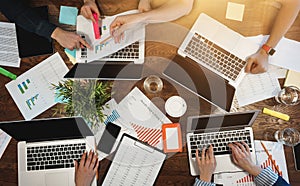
[
  {"left": 0, "top": 117, "right": 97, "bottom": 186},
  {"left": 186, "top": 110, "right": 259, "bottom": 175},
  {"left": 178, "top": 13, "right": 259, "bottom": 88}
]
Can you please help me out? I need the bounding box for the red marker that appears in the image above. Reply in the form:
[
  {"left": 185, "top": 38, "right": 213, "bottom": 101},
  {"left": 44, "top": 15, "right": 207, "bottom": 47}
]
[{"left": 92, "top": 13, "right": 100, "bottom": 39}]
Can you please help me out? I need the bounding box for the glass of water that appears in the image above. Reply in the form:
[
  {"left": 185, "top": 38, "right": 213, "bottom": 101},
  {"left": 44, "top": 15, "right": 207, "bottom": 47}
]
[
  {"left": 274, "top": 128, "right": 300, "bottom": 146},
  {"left": 143, "top": 75, "right": 163, "bottom": 94},
  {"left": 275, "top": 86, "right": 300, "bottom": 105}
]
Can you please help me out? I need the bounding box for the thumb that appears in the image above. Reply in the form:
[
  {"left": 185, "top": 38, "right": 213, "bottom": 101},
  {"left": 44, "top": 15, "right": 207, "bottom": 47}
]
[
  {"left": 74, "top": 160, "right": 78, "bottom": 173},
  {"left": 245, "top": 58, "right": 255, "bottom": 73}
]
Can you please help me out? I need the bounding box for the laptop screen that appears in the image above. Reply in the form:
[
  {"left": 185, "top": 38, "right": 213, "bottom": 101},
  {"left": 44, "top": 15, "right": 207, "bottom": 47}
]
[
  {"left": 187, "top": 111, "right": 259, "bottom": 132},
  {"left": 0, "top": 117, "right": 93, "bottom": 142},
  {"left": 64, "top": 62, "right": 143, "bottom": 80}
]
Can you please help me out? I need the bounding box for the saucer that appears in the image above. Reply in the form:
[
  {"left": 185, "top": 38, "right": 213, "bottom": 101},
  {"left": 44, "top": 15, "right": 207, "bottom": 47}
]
[{"left": 165, "top": 96, "right": 187, "bottom": 117}]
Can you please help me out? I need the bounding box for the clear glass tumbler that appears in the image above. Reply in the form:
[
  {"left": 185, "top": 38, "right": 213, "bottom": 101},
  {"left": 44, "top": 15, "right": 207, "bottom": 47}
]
[
  {"left": 274, "top": 128, "right": 300, "bottom": 146},
  {"left": 143, "top": 75, "right": 163, "bottom": 94},
  {"left": 275, "top": 86, "right": 300, "bottom": 105}
]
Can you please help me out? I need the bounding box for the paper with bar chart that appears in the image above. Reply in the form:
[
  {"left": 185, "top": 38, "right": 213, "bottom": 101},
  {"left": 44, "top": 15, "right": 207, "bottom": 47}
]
[
  {"left": 5, "top": 53, "right": 68, "bottom": 120},
  {"left": 114, "top": 87, "right": 171, "bottom": 150},
  {"left": 214, "top": 140, "right": 288, "bottom": 186}
]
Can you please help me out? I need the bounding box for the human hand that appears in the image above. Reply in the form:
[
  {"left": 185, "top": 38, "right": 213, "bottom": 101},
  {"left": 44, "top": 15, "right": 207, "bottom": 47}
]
[
  {"left": 110, "top": 13, "right": 145, "bottom": 43},
  {"left": 138, "top": 0, "right": 152, "bottom": 12},
  {"left": 51, "top": 28, "right": 91, "bottom": 50},
  {"left": 81, "top": 0, "right": 100, "bottom": 23},
  {"left": 245, "top": 49, "right": 269, "bottom": 74},
  {"left": 74, "top": 150, "right": 99, "bottom": 186},
  {"left": 195, "top": 145, "right": 216, "bottom": 182},
  {"left": 229, "top": 142, "right": 262, "bottom": 176}
]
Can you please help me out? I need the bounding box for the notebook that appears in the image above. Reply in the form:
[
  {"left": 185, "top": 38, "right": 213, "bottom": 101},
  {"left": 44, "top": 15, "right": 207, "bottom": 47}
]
[
  {"left": 101, "top": 134, "right": 166, "bottom": 186},
  {"left": 0, "top": 117, "right": 96, "bottom": 186},
  {"left": 186, "top": 110, "right": 259, "bottom": 175},
  {"left": 16, "top": 6, "right": 53, "bottom": 58}
]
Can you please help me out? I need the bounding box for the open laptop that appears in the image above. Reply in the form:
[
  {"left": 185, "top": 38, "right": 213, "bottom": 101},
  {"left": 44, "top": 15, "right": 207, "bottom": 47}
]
[
  {"left": 178, "top": 13, "right": 259, "bottom": 88},
  {"left": 163, "top": 13, "right": 259, "bottom": 111},
  {"left": 0, "top": 117, "right": 97, "bottom": 186},
  {"left": 186, "top": 110, "right": 260, "bottom": 175}
]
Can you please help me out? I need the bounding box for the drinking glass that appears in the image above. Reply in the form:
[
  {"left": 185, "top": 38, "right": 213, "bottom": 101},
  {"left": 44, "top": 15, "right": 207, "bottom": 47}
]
[
  {"left": 275, "top": 86, "right": 300, "bottom": 106},
  {"left": 274, "top": 128, "right": 300, "bottom": 146},
  {"left": 143, "top": 75, "right": 163, "bottom": 94}
]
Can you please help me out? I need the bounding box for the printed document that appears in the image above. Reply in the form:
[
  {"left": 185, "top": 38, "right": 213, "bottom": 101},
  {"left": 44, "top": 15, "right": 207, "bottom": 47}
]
[
  {"left": 0, "top": 129, "right": 11, "bottom": 159},
  {"left": 115, "top": 87, "right": 171, "bottom": 150},
  {"left": 0, "top": 22, "right": 20, "bottom": 67},
  {"left": 102, "top": 135, "right": 166, "bottom": 186},
  {"left": 236, "top": 72, "right": 281, "bottom": 107},
  {"left": 5, "top": 53, "right": 68, "bottom": 120},
  {"left": 76, "top": 10, "right": 145, "bottom": 62},
  {"left": 214, "top": 140, "right": 288, "bottom": 186}
]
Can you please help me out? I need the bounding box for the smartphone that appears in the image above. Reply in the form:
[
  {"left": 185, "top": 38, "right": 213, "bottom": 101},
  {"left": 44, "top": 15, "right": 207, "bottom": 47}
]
[
  {"left": 293, "top": 143, "right": 300, "bottom": 171},
  {"left": 97, "top": 122, "right": 121, "bottom": 154}
]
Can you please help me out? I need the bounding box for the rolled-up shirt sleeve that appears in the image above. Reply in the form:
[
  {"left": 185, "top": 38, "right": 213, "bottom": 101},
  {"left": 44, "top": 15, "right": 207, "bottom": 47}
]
[
  {"left": 194, "top": 178, "right": 216, "bottom": 186},
  {"left": 254, "top": 166, "right": 278, "bottom": 186}
]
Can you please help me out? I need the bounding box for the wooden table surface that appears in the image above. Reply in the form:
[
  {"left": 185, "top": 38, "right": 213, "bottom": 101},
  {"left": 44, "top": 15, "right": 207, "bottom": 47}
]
[{"left": 0, "top": 0, "right": 300, "bottom": 185}]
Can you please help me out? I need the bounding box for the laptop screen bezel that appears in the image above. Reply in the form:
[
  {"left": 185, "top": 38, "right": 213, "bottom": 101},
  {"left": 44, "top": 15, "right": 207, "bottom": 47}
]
[{"left": 187, "top": 110, "right": 260, "bottom": 133}]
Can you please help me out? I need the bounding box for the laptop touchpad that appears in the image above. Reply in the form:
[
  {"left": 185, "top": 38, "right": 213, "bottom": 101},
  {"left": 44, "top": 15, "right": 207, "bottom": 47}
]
[{"left": 45, "top": 172, "right": 69, "bottom": 186}]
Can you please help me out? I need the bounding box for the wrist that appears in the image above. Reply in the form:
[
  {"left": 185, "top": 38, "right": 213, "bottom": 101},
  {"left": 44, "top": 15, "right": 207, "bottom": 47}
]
[
  {"left": 261, "top": 44, "right": 276, "bottom": 56},
  {"left": 51, "top": 27, "right": 61, "bottom": 40},
  {"left": 199, "top": 174, "right": 212, "bottom": 183},
  {"left": 247, "top": 165, "right": 263, "bottom": 177}
]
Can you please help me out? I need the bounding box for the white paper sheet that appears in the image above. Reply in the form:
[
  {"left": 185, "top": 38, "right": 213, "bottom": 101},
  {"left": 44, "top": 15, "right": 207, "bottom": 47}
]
[
  {"left": 76, "top": 10, "right": 145, "bottom": 62},
  {"left": 247, "top": 35, "right": 300, "bottom": 72},
  {"left": 0, "top": 22, "right": 21, "bottom": 67},
  {"left": 5, "top": 53, "right": 68, "bottom": 120},
  {"left": 0, "top": 129, "right": 11, "bottom": 159},
  {"left": 102, "top": 135, "right": 166, "bottom": 186},
  {"left": 115, "top": 87, "right": 171, "bottom": 150},
  {"left": 214, "top": 140, "right": 289, "bottom": 186},
  {"left": 236, "top": 72, "right": 281, "bottom": 107}
]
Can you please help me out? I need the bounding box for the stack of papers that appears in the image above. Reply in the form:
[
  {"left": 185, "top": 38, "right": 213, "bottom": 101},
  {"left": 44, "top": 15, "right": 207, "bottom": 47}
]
[{"left": 93, "top": 87, "right": 171, "bottom": 160}]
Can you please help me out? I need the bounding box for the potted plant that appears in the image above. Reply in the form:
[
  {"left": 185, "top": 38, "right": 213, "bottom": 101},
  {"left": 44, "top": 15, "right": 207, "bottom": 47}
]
[{"left": 52, "top": 79, "right": 112, "bottom": 130}]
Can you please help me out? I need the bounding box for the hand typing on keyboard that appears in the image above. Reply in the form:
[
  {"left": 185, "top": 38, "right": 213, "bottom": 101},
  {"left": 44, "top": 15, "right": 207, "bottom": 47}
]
[
  {"left": 195, "top": 145, "right": 216, "bottom": 182},
  {"left": 75, "top": 150, "right": 99, "bottom": 186},
  {"left": 195, "top": 142, "right": 263, "bottom": 183}
]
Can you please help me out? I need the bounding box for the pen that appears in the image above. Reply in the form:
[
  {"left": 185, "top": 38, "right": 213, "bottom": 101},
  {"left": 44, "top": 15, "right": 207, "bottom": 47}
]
[
  {"left": 0, "top": 67, "right": 17, "bottom": 80},
  {"left": 260, "top": 141, "right": 281, "bottom": 175}
]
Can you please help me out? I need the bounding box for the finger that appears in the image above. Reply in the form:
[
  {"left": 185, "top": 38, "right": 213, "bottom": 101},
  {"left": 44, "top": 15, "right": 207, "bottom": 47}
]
[
  {"left": 242, "top": 141, "right": 250, "bottom": 153},
  {"left": 89, "top": 152, "right": 98, "bottom": 169},
  {"left": 90, "top": 6, "right": 100, "bottom": 18},
  {"left": 201, "top": 147, "right": 206, "bottom": 161},
  {"left": 80, "top": 151, "right": 87, "bottom": 167},
  {"left": 208, "top": 145, "right": 214, "bottom": 160},
  {"left": 245, "top": 58, "right": 255, "bottom": 73},
  {"left": 93, "top": 160, "right": 100, "bottom": 172},
  {"left": 74, "top": 160, "right": 78, "bottom": 172},
  {"left": 78, "top": 37, "right": 92, "bottom": 49},
  {"left": 251, "top": 65, "right": 265, "bottom": 74},
  {"left": 229, "top": 144, "right": 240, "bottom": 158},
  {"left": 195, "top": 149, "right": 201, "bottom": 166},
  {"left": 86, "top": 150, "right": 94, "bottom": 167},
  {"left": 234, "top": 142, "right": 246, "bottom": 153},
  {"left": 231, "top": 151, "right": 239, "bottom": 165},
  {"left": 85, "top": 8, "right": 96, "bottom": 23}
]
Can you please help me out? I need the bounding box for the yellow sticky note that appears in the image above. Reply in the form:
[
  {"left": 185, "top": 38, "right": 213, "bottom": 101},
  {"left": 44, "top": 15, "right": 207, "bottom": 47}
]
[
  {"left": 226, "top": 2, "right": 245, "bottom": 22},
  {"left": 263, "top": 108, "right": 290, "bottom": 121}
]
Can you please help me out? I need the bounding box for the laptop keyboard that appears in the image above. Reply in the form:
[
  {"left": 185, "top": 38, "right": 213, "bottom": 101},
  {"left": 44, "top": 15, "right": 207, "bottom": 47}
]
[
  {"left": 102, "top": 41, "right": 140, "bottom": 59},
  {"left": 26, "top": 143, "right": 86, "bottom": 171},
  {"left": 189, "top": 129, "right": 252, "bottom": 158},
  {"left": 184, "top": 33, "right": 247, "bottom": 82}
]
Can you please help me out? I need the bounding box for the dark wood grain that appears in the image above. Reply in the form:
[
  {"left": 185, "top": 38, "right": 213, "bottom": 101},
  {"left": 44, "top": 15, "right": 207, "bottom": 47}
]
[{"left": 0, "top": 0, "right": 300, "bottom": 185}]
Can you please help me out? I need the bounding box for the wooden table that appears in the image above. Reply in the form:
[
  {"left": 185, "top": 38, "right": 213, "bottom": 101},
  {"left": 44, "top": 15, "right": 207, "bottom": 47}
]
[{"left": 0, "top": 0, "right": 300, "bottom": 185}]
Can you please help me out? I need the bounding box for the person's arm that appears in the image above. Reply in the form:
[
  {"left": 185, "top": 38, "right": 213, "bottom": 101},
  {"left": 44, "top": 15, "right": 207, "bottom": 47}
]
[
  {"left": 245, "top": 0, "right": 300, "bottom": 74},
  {"left": 110, "top": 0, "right": 194, "bottom": 42},
  {"left": 74, "top": 150, "right": 99, "bottom": 186},
  {"left": 0, "top": 0, "right": 56, "bottom": 41},
  {"left": 193, "top": 145, "right": 216, "bottom": 186},
  {"left": 229, "top": 142, "right": 290, "bottom": 186}
]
